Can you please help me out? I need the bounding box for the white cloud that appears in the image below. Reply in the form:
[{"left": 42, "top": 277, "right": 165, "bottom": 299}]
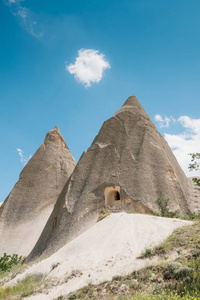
[
  {"left": 17, "top": 148, "right": 32, "bottom": 166},
  {"left": 154, "top": 114, "right": 174, "bottom": 128},
  {"left": 17, "top": 6, "right": 28, "bottom": 19},
  {"left": 16, "top": 6, "right": 43, "bottom": 38},
  {"left": 178, "top": 116, "right": 200, "bottom": 134},
  {"left": 3, "top": 0, "right": 43, "bottom": 38},
  {"left": 162, "top": 116, "right": 200, "bottom": 177},
  {"left": 4, "top": 0, "right": 24, "bottom": 6},
  {"left": 66, "top": 49, "right": 110, "bottom": 87}
]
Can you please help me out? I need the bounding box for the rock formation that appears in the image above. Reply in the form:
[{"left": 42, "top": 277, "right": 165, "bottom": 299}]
[
  {"left": 26, "top": 96, "right": 190, "bottom": 262},
  {"left": 0, "top": 127, "right": 76, "bottom": 256},
  {"left": 187, "top": 177, "right": 200, "bottom": 213}
]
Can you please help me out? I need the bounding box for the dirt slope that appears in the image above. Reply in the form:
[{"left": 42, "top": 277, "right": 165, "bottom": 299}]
[{"left": 6, "top": 213, "right": 192, "bottom": 300}]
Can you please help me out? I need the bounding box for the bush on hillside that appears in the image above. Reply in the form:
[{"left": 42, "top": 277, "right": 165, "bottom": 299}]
[
  {"left": 155, "top": 198, "right": 180, "bottom": 218},
  {"left": 0, "top": 253, "right": 22, "bottom": 272}
]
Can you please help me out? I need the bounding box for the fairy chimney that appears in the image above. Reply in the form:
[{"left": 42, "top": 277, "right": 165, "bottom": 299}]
[
  {"left": 0, "top": 126, "right": 76, "bottom": 256},
  {"left": 26, "top": 97, "right": 190, "bottom": 262}
]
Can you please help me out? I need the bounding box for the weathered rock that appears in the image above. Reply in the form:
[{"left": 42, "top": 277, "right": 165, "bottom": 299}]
[
  {"left": 187, "top": 176, "right": 200, "bottom": 213},
  {"left": 27, "top": 96, "right": 190, "bottom": 262},
  {"left": 0, "top": 126, "right": 76, "bottom": 256}
]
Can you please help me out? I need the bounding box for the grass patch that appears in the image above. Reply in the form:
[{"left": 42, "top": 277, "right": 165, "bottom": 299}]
[
  {"left": 120, "top": 290, "right": 200, "bottom": 299},
  {"left": 139, "top": 248, "right": 152, "bottom": 258},
  {"left": 98, "top": 208, "right": 111, "bottom": 222},
  {"left": 0, "top": 261, "right": 34, "bottom": 286},
  {"left": 139, "top": 219, "right": 200, "bottom": 260},
  {"left": 154, "top": 197, "right": 200, "bottom": 221},
  {"left": 0, "top": 273, "right": 44, "bottom": 299},
  {"left": 65, "top": 219, "right": 200, "bottom": 300}
]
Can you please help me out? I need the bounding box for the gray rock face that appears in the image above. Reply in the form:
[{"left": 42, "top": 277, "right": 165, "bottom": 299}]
[
  {"left": 26, "top": 96, "right": 190, "bottom": 262},
  {"left": 0, "top": 127, "right": 76, "bottom": 256}
]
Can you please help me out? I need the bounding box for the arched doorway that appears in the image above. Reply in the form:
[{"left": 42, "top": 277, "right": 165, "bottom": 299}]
[{"left": 104, "top": 186, "right": 121, "bottom": 210}]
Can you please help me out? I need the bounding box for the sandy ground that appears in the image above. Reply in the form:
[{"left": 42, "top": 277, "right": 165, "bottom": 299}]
[{"left": 6, "top": 213, "right": 192, "bottom": 299}]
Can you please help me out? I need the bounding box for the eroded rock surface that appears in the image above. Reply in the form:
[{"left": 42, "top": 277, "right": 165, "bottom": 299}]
[
  {"left": 187, "top": 177, "right": 200, "bottom": 213},
  {"left": 0, "top": 127, "right": 76, "bottom": 256},
  {"left": 27, "top": 96, "right": 191, "bottom": 262}
]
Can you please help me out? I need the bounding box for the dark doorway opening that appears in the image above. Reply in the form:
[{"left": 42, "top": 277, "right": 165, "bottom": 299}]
[{"left": 114, "top": 191, "right": 120, "bottom": 200}]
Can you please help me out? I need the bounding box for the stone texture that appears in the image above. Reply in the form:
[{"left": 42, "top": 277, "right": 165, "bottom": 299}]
[
  {"left": 187, "top": 176, "right": 200, "bottom": 213},
  {"left": 26, "top": 96, "right": 190, "bottom": 262},
  {"left": 0, "top": 126, "right": 76, "bottom": 256}
]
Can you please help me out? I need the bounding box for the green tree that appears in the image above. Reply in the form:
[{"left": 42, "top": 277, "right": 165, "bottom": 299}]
[{"left": 189, "top": 153, "right": 200, "bottom": 187}]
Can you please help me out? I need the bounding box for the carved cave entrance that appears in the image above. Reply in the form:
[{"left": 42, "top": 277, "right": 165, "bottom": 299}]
[{"left": 104, "top": 186, "right": 121, "bottom": 210}]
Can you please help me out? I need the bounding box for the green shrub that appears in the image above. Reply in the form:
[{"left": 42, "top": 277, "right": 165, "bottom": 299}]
[
  {"left": 156, "top": 197, "right": 169, "bottom": 215},
  {"left": 0, "top": 253, "right": 22, "bottom": 272},
  {"left": 144, "top": 248, "right": 152, "bottom": 257},
  {"left": 163, "top": 262, "right": 194, "bottom": 280},
  {"left": 68, "top": 294, "right": 77, "bottom": 300},
  {"left": 155, "top": 198, "right": 180, "bottom": 218},
  {"left": 174, "top": 266, "right": 194, "bottom": 280},
  {"left": 112, "top": 275, "right": 122, "bottom": 281},
  {"left": 98, "top": 208, "right": 111, "bottom": 221}
]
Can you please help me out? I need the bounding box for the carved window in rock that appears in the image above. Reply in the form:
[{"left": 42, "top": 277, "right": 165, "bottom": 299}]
[{"left": 104, "top": 186, "right": 121, "bottom": 208}]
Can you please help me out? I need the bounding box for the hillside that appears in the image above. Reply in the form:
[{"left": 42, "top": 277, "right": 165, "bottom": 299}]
[{"left": 0, "top": 212, "right": 197, "bottom": 300}]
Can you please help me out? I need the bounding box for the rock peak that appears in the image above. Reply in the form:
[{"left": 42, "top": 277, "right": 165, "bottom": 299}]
[
  {"left": 27, "top": 96, "right": 189, "bottom": 262},
  {"left": 122, "top": 96, "right": 143, "bottom": 109},
  {"left": 44, "top": 126, "right": 69, "bottom": 149},
  {"left": 114, "top": 96, "right": 147, "bottom": 118},
  {"left": 0, "top": 125, "right": 76, "bottom": 256}
]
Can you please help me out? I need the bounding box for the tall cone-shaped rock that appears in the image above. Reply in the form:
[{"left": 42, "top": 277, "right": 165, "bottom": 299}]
[
  {"left": 0, "top": 127, "right": 76, "bottom": 256},
  {"left": 27, "top": 97, "right": 190, "bottom": 262}
]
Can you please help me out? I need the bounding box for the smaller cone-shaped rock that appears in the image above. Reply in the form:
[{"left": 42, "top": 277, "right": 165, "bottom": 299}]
[
  {"left": 27, "top": 96, "right": 190, "bottom": 262},
  {"left": 0, "top": 126, "right": 76, "bottom": 256}
]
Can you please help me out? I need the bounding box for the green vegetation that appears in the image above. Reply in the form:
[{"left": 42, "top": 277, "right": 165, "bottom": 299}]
[
  {"left": 140, "top": 248, "right": 152, "bottom": 258},
  {"left": 66, "top": 220, "right": 200, "bottom": 300},
  {"left": 189, "top": 153, "right": 200, "bottom": 172},
  {"left": 0, "top": 274, "right": 44, "bottom": 299},
  {"left": 154, "top": 197, "right": 200, "bottom": 220},
  {"left": 112, "top": 275, "right": 123, "bottom": 281},
  {"left": 68, "top": 285, "right": 95, "bottom": 300},
  {"left": 189, "top": 152, "right": 200, "bottom": 188},
  {"left": 121, "top": 291, "right": 200, "bottom": 299},
  {"left": 98, "top": 208, "right": 111, "bottom": 221},
  {"left": 155, "top": 197, "right": 180, "bottom": 218},
  {"left": 0, "top": 253, "right": 22, "bottom": 272},
  {"left": 1, "top": 219, "right": 199, "bottom": 300},
  {"left": 140, "top": 218, "right": 200, "bottom": 258}
]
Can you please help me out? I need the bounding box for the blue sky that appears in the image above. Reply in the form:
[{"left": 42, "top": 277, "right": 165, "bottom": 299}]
[{"left": 0, "top": 0, "right": 200, "bottom": 202}]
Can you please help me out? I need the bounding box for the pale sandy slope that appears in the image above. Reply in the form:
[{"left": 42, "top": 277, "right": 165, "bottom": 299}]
[{"left": 7, "top": 213, "right": 192, "bottom": 299}]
